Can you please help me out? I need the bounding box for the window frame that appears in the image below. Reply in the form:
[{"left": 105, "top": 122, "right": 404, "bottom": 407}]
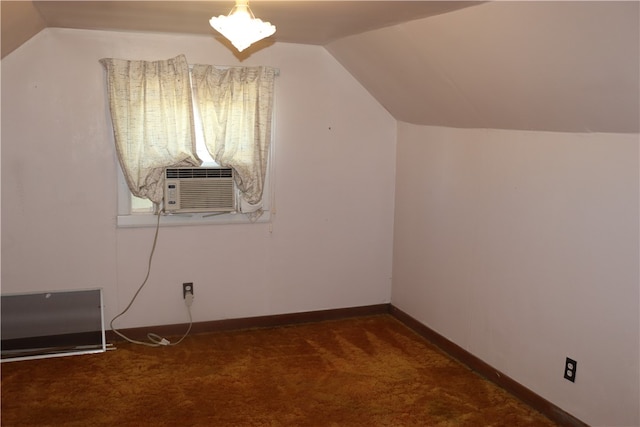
[{"left": 113, "top": 66, "right": 276, "bottom": 228}]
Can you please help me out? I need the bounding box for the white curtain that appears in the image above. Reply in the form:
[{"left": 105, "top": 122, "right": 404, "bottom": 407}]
[
  {"left": 191, "top": 65, "right": 276, "bottom": 218},
  {"left": 100, "top": 54, "right": 201, "bottom": 204}
]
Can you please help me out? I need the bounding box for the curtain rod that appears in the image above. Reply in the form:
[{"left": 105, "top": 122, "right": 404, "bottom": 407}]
[{"left": 189, "top": 64, "right": 280, "bottom": 76}]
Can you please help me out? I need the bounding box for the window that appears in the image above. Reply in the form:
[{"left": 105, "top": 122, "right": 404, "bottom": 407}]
[
  {"left": 115, "top": 83, "right": 275, "bottom": 227},
  {"left": 101, "top": 55, "right": 277, "bottom": 227}
]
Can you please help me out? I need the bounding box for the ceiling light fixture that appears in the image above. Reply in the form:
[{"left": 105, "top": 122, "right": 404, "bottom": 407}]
[{"left": 209, "top": 0, "right": 276, "bottom": 52}]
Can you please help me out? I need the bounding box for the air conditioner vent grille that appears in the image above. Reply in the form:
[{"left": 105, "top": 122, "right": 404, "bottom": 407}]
[
  {"left": 166, "top": 167, "right": 233, "bottom": 179},
  {"left": 178, "top": 180, "right": 234, "bottom": 209}
]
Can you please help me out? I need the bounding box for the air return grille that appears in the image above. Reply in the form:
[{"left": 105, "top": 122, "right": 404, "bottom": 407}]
[{"left": 164, "top": 167, "right": 235, "bottom": 213}]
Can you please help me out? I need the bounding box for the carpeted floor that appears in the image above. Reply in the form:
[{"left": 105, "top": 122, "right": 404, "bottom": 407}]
[{"left": 1, "top": 315, "right": 557, "bottom": 426}]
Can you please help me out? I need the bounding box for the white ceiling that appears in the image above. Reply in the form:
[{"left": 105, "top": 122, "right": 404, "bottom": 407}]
[{"left": 2, "top": 1, "right": 639, "bottom": 133}]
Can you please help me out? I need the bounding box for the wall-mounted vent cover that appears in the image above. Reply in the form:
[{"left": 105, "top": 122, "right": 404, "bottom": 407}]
[
  {"left": 164, "top": 167, "right": 235, "bottom": 213},
  {"left": 1, "top": 289, "right": 106, "bottom": 362}
]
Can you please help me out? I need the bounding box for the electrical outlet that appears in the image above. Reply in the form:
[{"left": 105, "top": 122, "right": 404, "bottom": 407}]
[
  {"left": 183, "top": 282, "right": 194, "bottom": 299},
  {"left": 564, "top": 357, "right": 577, "bottom": 382}
]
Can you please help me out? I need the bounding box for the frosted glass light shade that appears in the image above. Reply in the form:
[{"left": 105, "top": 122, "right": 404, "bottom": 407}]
[{"left": 210, "top": 0, "right": 276, "bottom": 52}]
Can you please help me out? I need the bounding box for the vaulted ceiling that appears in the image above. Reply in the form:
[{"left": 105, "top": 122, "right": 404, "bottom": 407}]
[{"left": 2, "top": 1, "right": 639, "bottom": 133}]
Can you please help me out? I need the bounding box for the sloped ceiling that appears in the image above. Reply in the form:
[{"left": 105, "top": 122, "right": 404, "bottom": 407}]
[
  {"left": 2, "top": 1, "right": 639, "bottom": 133},
  {"left": 327, "top": 1, "right": 640, "bottom": 133}
]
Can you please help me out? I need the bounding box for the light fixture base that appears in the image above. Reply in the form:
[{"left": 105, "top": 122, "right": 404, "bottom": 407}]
[{"left": 210, "top": 0, "right": 276, "bottom": 52}]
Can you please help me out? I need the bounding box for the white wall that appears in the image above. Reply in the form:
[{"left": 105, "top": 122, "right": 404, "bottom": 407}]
[
  {"left": 392, "top": 123, "right": 639, "bottom": 426},
  {"left": 1, "top": 28, "right": 396, "bottom": 329}
]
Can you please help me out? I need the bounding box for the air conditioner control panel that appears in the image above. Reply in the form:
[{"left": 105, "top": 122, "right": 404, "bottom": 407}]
[{"left": 165, "top": 183, "right": 178, "bottom": 208}]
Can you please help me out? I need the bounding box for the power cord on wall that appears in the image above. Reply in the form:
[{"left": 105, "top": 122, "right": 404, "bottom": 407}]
[{"left": 110, "top": 209, "right": 193, "bottom": 347}]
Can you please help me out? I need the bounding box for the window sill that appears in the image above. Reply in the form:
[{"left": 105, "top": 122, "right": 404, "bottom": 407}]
[{"left": 117, "top": 211, "right": 271, "bottom": 228}]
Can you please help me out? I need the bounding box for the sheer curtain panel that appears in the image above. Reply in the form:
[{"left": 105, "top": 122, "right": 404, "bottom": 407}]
[
  {"left": 100, "top": 54, "right": 201, "bottom": 205},
  {"left": 191, "top": 65, "right": 276, "bottom": 219}
]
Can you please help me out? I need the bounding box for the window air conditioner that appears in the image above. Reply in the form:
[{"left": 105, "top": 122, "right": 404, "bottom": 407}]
[{"left": 163, "top": 167, "right": 235, "bottom": 213}]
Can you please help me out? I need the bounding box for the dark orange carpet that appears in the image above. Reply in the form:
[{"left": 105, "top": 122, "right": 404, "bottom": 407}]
[{"left": 1, "top": 315, "right": 556, "bottom": 426}]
